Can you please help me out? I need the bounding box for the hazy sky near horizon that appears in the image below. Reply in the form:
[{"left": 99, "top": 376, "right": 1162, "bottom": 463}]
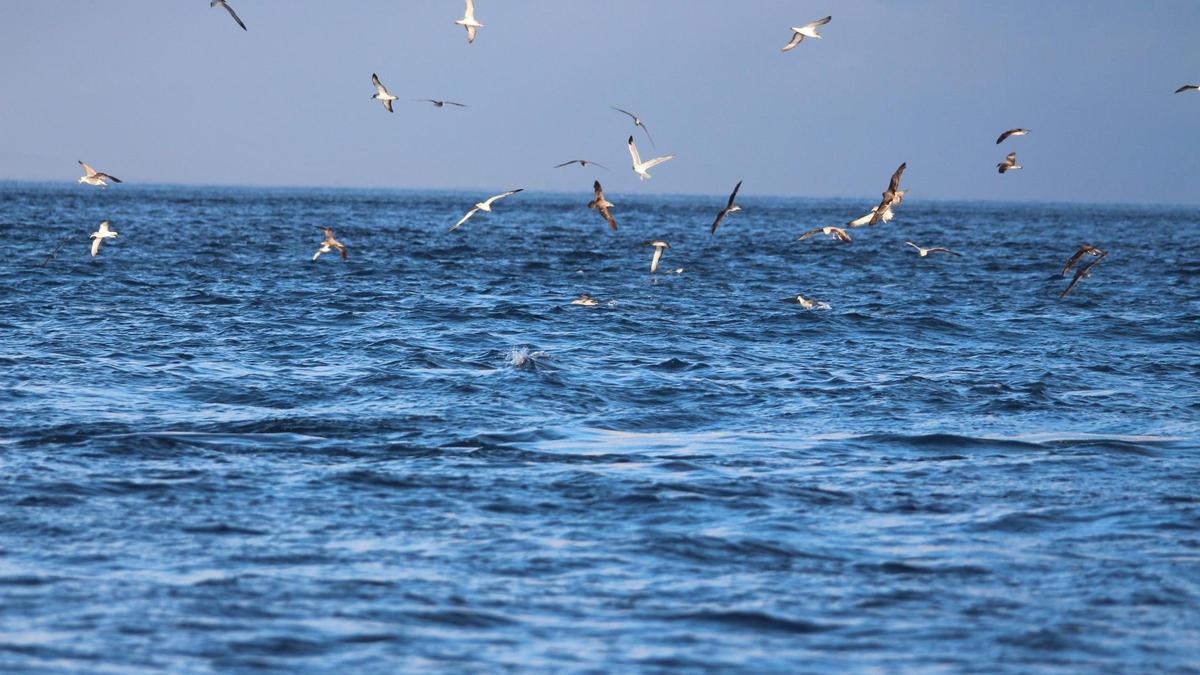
[{"left": 1, "top": 1, "right": 1198, "bottom": 203}]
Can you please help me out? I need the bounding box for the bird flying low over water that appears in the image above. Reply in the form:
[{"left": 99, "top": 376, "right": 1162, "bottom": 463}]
[
  {"left": 847, "top": 198, "right": 902, "bottom": 227},
  {"left": 628, "top": 136, "right": 674, "bottom": 181},
  {"left": 90, "top": 221, "right": 117, "bottom": 257},
  {"left": 797, "top": 226, "right": 852, "bottom": 243},
  {"left": 211, "top": 0, "right": 247, "bottom": 31},
  {"left": 312, "top": 227, "right": 347, "bottom": 262},
  {"left": 645, "top": 240, "right": 670, "bottom": 273},
  {"left": 78, "top": 161, "right": 122, "bottom": 188},
  {"left": 416, "top": 99, "right": 467, "bottom": 108},
  {"left": 998, "top": 152, "right": 1021, "bottom": 174},
  {"left": 455, "top": 0, "right": 483, "bottom": 43},
  {"left": 710, "top": 181, "right": 743, "bottom": 234},
  {"left": 782, "top": 16, "right": 831, "bottom": 51},
  {"left": 996, "top": 128, "right": 1030, "bottom": 144},
  {"left": 1174, "top": 84, "right": 1199, "bottom": 93},
  {"left": 1061, "top": 244, "right": 1103, "bottom": 276},
  {"left": 869, "top": 163, "right": 906, "bottom": 225},
  {"left": 1061, "top": 249, "right": 1107, "bottom": 298},
  {"left": 449, "top": 189, "right": 523, "bottom": 231},
  {"left": 371, "top": 74, "right": 398, "bottom": 113},
  {"left": 588, "top": 181, "right": 618, "bottom": 231},
  {"left": 555, "top": 159, "right": 607, "bottom": 170},
  {"left": 612, "top": 107, "right": 654, "bottom": 146},
  {"left": 905, "top": 241, "right": 961, "bottom": 257}
]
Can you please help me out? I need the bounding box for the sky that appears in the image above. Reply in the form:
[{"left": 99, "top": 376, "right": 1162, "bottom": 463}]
[{"left": 1, "top": 1, "right": 1198, "bottom": 204}]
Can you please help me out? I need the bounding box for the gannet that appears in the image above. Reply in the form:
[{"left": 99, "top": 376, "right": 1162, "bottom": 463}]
[
  {"left": 645, "top": 240, "right": 670, "bottom": 273},
  {"left": 868, "top": 162, "right": 906, "bottom": 225},
  {"left": 90, "top": 221, "right": 117, "bottom": 257},
  {"left": 371, "top": 74, "right": 398, "bottom": 113},
  {"left": 710, "top": 181, "right": 743, "bottom": 234},
  {"left": 588, "top": 180, "right": 618, "bottom": 231},
  {"left": 455, "top": 0, "right": 483, "bottom": 44},
  {"left": 612, "top": 107, "right": 654, "bottom": 146},
  {"left": 782, "top": 16, "right": 831, "bottom": 51},
  {"left": 905, "top": 241, "right": 961, "bottom": 257},
  {"left": 797, "top": 226, "right": 852, "bottom": 243},
  {"left": 627, "top": 136, "right": 674, "bottom": 181},
  {"left": 449, "top": 189, "right": 523, "bottom": 231},
  {"left": 312, "top": 227, "right": 347, "bottom": 261},
  {"left": 78, "top": 161, "right": 122, "bottom": 188},
  {"left": 211, "top": 0, "right": 247, "bottom": 31},
  {"left": 996, "top": 128, "right": 1030, "bottom": 144},
  {"left": 998, "top": 152, "right": 1021, "bottom": 174}
]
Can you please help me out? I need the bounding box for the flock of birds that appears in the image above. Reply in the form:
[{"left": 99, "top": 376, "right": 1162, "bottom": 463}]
[{"left": 64, "top": 3, "right": 1197, "bottom": 304}]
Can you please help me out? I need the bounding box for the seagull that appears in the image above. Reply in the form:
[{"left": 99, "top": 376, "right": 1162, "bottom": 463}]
[
  {"left": 371, "top": 74, "right": 398, "bottom": 113},
  {"left": 1174, "top": 84, "right": 1199, "bottom": 93},
  {"left": 998, "top": 152, "right": 1022, "bottom": 174},
  {"left": 645, "top": 240, "right": 670, "bottom": 273},
  {"left": 555, "top": 159, "right": 607, "bottom": 170},
  {"left": 710, "top": 181, "right": 743, "bottom": 234},
  {"left": 781, "top": 16, "right": 831, "bottom": 52},
  {"left": 455, "top": 0, "right": 483, "bottom": 44},
  {"left": 78, "top": 161, "right": 122, "bottom": 188},
  {"left": 1061, "top": 250, "right": 1107, "bottom": 298},
  {"left": 449, "top": 189, "right": 523, "bottom": 231},
  {"left": 89, "top": 221, "right": 117, "bottom": 257},
  {"left": 571, "top": 294, "right": 600, "bottom": 306},
  {"left": 588, "top": 180, "right": 618, "bottom": 231},
  {"left": 786, "top": 294, "right": 824, "bottom": 310},
  {"left": 797, "top": 226, "right": 852, "bottom": 243},
  {"left": 996, "top": 128, "right": 1030, "bottom": 144},
  {"left": 905, "top": 241, "right": 961, "bottom": 257},
  {"left": 868, "top": 162, "right": 906, "bottom": 225},
  {"left": 612, "top": 107, "right": 654, "bottom": 146},
  {"left": 211, "top": 0, "right": 247, "bottom": 31},
  {"left": 1061, "top": 244, "right": 1103, "bottom": 276},
  {"left": 415, "top": 99, "right": 467, "bottom": 108},
  {"left": 628, "top": 136, "right": 674, "bottom": 181},
  {"left": 312, "top": 227, "right": 347, "bottom": 262}
]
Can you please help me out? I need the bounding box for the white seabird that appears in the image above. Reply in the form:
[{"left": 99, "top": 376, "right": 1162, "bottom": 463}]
[
  {"left": 905, "top": 241, "right": 961, "bottom": 257},
  {"left": 211, "top": 0, "right": 247, "bottom": 31},
  {"left": 797, "top": 226, "right": 852, "bottom": 243},
  {"left": 313, "top": 227, "right": 348, "bottom": 261},
  {"left": 645, "top": 240, "right": 670, "bottom": 273},
  {"left": 90, "top": 221, "right": 118, "bottom": 257},
  {"left": 628, "top": 136, "right": 674, "bottom": 181},
  {"left": 455, "top": 0, "right": 483, "bottom": 44},
  {"left": 847, "top": 196, "right": 903, "bottom": 227},
  {"left": 449, "top": 189, "right": 523, "bottom": 231},
  {"left": 371, "top": 74, "right": 398, "bottom": 113},
  {"left": 78, "top": 161, "right": 122, "bottom": 188},
  {"left": 571, "top": 294, "right": 600, "bottom": 306},
  {"left": 782, "top": 16, "right": 831, "bottom": 52}
]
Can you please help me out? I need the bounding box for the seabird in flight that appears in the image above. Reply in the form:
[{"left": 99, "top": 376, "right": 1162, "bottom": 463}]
[
  {"left": 998, "top": 152, "right": 1021, "bottom": 174},
  {"left": 211, "top": 0, "right": 247, "bottom": 31},
  {"left": 628, "top": 136, "right": 674, "bottom": 181},
  {"left": 312, "top": 227, "right": 347, "bottom": 261},
  {"left": 416, "top": 99, "right": 467, "bottom": 108},
  {"left": 78, "top": 161, "right": 122, "bottom": 188},
  {"left": 455, "top": 0, "right": 483, "bottom": 44},
  {"left": 587, "top": 180, "right": 618, "bottom": 231},
  {"left": 847, "top": 195, "right": 904, "bottom": 227},
  {"left": 612, "top": 107, "right": 655, "bottom": 146},
  {"left": 1061, "top": 244, "right": 1102, "bottom": 276},
  {"left": 709, "top": 181, "right": 743, "bottom": 234},
  {"left": 449, "top": 189, "right": 523, "bottom": 231},
  {"left": 868, "top": 162, "right": 906, "bottom": 225},
  {"left": 797, "top": 226, "right": 852, "bottom": 243},
  {"left": 371, "top": 74, "right": 398, "bottom": 113},
  {"left": 782, "top": 16, "right": 832, "bottom": 51},
  {"left": 1061, "top": 249, "right": 1107, "bottom": 298},
  {"left": 90, "top": 221, "right": 117, "bottom": 257},
  {"left": 555, "top": 159, "right": 607, "bottom": 170},
  {"left": 905, "top": 241, "right": 961, "bottom": 257},
  {"left": 1174, "top": 84, "right": 1199, "bottom": 93},
  {"left": 645, "top": 240, "right": 670, "bottom": 273},
  {"left": 996, "top": 128, "right": 1030, "bottom": 144}
]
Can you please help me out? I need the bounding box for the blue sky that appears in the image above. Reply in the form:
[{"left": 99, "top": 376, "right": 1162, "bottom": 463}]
[{"left": 1, "top": 1, "right": 1198, "bottom": 203}]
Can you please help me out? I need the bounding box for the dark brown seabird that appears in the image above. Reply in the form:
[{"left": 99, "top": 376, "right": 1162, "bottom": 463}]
[
  {"left": 1061, "top": 249, "right": 1107, "bottom": 298},
  {"left": 1061, "top": 244, "right": 1103, "bottom": 277},
  {"left": 996, "top": 128, "right": 1030, "bottom": 144},
  {"left": 710, "top": 181, "right": 743, "bottom": 234},
  {"left": 313, "top": 227, "right": 347, "bottom": 261},
  {"left": 868, "top": 162, "right": 906, "bottom": 225},
  {"left": 588, "top": 180, "right": 618, "bottom": 231}
]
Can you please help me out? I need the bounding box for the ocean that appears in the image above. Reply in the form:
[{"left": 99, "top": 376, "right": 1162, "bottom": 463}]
[{"left": 1, "top": 183, "right": 1197, "bottom": 671}]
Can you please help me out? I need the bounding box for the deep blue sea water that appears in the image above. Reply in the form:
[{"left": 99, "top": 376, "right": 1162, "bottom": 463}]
[{"left": 1, "top": 183, "right": 1198, "bottom": 672}]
